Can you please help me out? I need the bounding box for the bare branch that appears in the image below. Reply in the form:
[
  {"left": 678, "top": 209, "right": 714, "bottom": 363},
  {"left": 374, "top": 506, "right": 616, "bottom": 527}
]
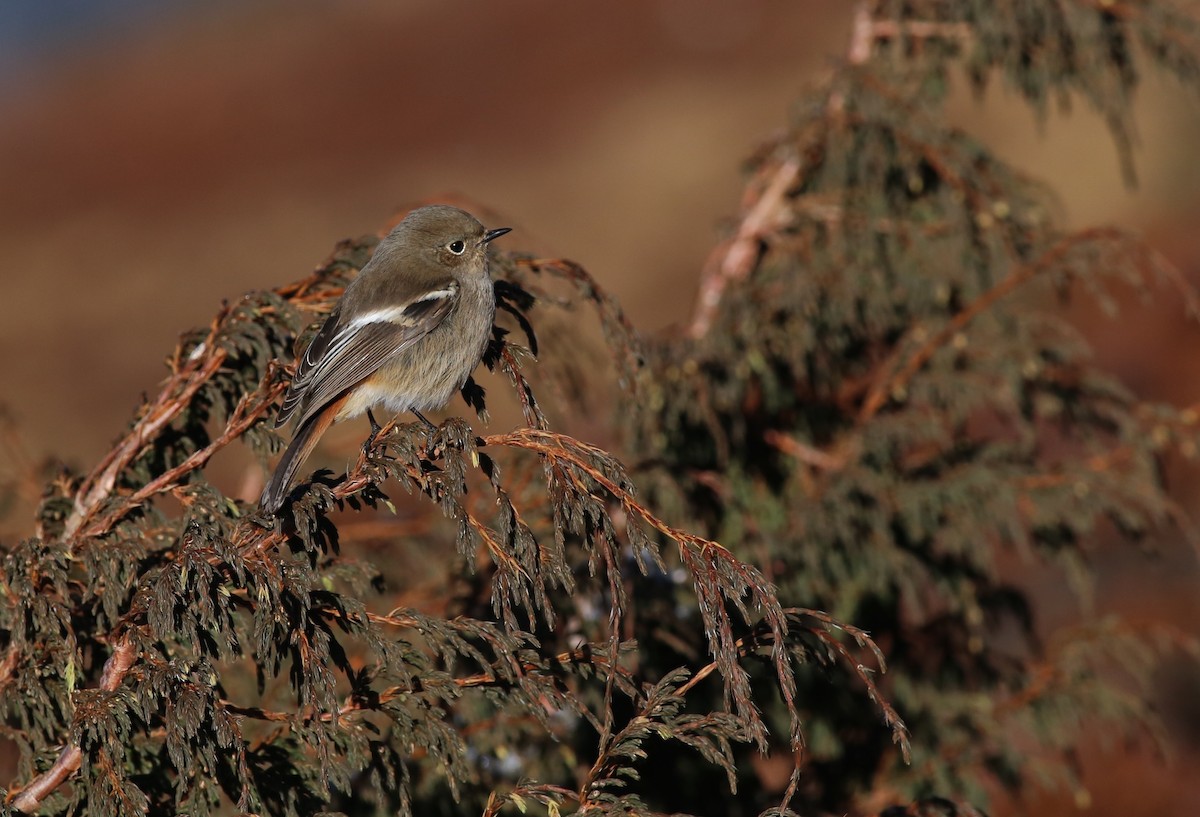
[{"left": 690, "top": 157, "right": 800, "bottom": 338}]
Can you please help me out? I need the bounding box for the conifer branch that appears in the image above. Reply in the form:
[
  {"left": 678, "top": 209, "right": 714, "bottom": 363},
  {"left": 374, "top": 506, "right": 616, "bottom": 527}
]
[
  {"left": 481, "top": 428, "right": 807, "bottom": 748},
  {"left": 220, "top": 643, "right": 638, "bottom": 725},
  {"left": 513, "top": 256, "right": 643, "bottom": 389},
  {"left": 857, "top": 227, "right": 1131, "bottom": 423},
  {"left": 482, "top": 429, "right": 733, "bottom": 557},
  {"left": 10, "top": 636, "right": 137, "bottom": 814},
  {"left": 79, "top": 374, "right": 288, "bottom": 540},
  {"left": 64, "top": 330, "right": 230, "bottom": 541}
]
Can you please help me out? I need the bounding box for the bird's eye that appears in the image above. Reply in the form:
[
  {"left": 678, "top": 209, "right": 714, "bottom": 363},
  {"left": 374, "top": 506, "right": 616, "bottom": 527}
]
[{"left": 448, "top": 240, "right": 466, "bottom": 255}]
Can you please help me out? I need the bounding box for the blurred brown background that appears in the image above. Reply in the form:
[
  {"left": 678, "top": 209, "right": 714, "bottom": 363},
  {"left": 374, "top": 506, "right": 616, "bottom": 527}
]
[{"left": 2, "top": 1, "right": 1199, "bottom": 813}]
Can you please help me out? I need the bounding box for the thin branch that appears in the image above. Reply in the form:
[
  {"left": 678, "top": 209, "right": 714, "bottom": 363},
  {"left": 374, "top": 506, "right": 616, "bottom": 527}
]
[
  {"left": 847, "top": 1, "right": 876, "bottom": 64},
  {"left": 826, "top": 1, "right": 876, "bottom": 116},
  {"left": 764, "top": 430, "right": 847, "bottom": 471},
  {"left": 482, "top": 782, "right": 576, "bottom": 817},
  {"left": 65, "top": 329, "right": 230, "bottom": 541},
  {"left": 221, "top": 643, "right": 635, "bottom": 724},
  {"left": 690, "top": 157, "right": 801, "bottom": 338},
  {"left": 484, "top": 429, "right": 729, "bottom": 555},
  {"left": 79, "top": 375, "right": 287, "bottom": 540},
  {"left": 497, "top": 345, "right": 546, "bottom": 429},
  {"left": 463, "top": 509, "right": 533, "bottom": 583},
  {"left": 870, "top": 19, "right": 973, "bottom": 42}
]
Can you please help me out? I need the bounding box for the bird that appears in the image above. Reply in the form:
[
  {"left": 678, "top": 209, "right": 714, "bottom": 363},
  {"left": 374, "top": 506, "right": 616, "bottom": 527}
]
[{"left": 260, "top": 204, "right": 511, "bottom": 513}]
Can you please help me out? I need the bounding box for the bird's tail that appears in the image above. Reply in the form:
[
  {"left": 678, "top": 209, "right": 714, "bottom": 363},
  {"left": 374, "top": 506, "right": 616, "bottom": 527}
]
[{"left": 260, "top": 400, "right": 341, "bottom": 514}]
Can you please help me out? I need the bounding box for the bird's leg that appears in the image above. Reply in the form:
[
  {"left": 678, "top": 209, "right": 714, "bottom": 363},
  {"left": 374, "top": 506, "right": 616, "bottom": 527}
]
[
  {"left": 363, "top": 408, "right": 383, "bottom": 453},
  {"left": 412, "top": 410, "right": 437, "bottom": 430}
]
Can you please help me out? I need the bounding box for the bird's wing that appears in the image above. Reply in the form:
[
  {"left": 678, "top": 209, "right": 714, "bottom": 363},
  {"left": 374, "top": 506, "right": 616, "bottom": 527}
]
[{"left": 275, "top": 282, "right": 458, "bottom": 429}]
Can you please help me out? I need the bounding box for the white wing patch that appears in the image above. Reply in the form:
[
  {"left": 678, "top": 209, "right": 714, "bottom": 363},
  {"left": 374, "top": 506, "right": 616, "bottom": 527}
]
[
  {"left": 347, "top": 287, "right": 457, "bottom": 330},
  {"left": 412, "top": 286, "right": 457, "bottom": 303}
]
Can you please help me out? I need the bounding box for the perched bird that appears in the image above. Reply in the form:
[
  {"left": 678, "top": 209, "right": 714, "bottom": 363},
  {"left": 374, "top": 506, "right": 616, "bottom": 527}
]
[{"left": 260, "top": 205, "right": 510, "bottom": 513}]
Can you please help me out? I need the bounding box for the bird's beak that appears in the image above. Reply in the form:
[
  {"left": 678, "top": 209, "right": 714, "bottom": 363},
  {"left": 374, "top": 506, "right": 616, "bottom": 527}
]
[{"left": 484, "top": 227, "right": 512, "bottom": 243}]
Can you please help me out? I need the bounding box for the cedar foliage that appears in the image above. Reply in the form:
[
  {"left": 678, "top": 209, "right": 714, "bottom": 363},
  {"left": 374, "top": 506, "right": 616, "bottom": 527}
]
[{"left": 2, "top": 2, "right": 1200, "bottom": 816}]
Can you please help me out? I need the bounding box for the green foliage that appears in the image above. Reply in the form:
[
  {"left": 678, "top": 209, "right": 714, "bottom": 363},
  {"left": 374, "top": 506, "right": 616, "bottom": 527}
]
[{"left": 2, "top": 3, "right": 1199, "bottom": 817}]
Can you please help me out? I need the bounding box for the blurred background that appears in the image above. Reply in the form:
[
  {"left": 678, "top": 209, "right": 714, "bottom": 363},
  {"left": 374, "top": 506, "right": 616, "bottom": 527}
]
[{"left": 1, "top": 1, "right": 1200, "bottom": 814}]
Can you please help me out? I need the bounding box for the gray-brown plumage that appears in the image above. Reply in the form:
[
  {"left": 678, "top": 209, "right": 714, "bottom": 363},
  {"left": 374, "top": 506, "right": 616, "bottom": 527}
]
[{"left": 261, "top": 205, "right": 510, "bottom": 514}]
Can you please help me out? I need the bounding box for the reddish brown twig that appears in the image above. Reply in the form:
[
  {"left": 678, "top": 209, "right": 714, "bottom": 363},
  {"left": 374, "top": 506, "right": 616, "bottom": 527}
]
[
  {"left": 65, "top": 309, "right": 231, "bottom": 541},
  {"left": 827, "top": 1, "right": 876, "bottom": 117},
  {"left": 0, "top": 646, "right": 20, "bottom": 693},
  {"left": 764, "top": 430, "right": 847, "bottom": 472},
  {"left": 690, "top": 157, "right": 801, "bottom": 338},
  {"left": 483, "top": 428, "right": 731, "bottom": 556},
  {"left": 221, "top": 643, "right": 635, "bottom": 726},
  {"left": 870, "top": 19, "right": 973, "bottom": 42},
  {"left": 79, "top": 376, "right": 288, "bottom": 541}
]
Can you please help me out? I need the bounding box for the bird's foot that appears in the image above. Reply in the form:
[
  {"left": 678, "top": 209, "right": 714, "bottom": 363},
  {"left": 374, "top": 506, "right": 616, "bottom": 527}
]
[{"left": 412, "top": 411, "right": 443, "bottom": 459}]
